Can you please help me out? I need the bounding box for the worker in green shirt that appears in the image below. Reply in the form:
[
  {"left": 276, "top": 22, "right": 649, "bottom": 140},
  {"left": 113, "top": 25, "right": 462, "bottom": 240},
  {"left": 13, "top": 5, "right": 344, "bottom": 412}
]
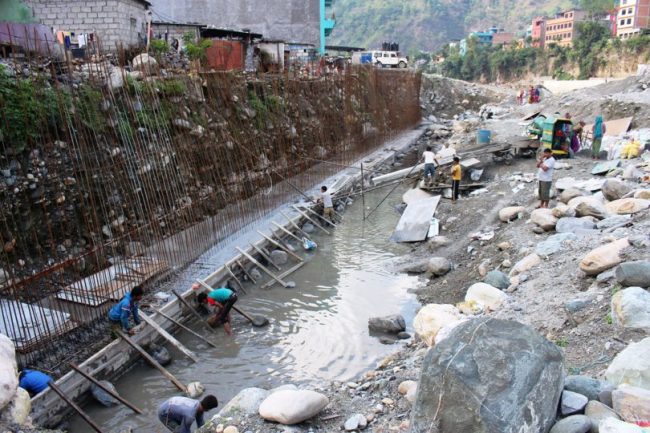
[{"left": 197, "top": 288, "right": 237, "bottom": 335}]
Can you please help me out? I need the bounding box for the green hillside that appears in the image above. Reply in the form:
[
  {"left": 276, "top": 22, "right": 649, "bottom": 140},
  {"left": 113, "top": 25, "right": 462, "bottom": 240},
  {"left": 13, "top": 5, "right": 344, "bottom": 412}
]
[{"left": 329, "top": 0, "right": 579, "bottom": 53}]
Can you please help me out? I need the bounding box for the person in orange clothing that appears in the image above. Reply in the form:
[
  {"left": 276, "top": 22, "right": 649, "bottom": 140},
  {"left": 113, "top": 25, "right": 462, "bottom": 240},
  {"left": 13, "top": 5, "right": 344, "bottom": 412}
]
[{"left": 451, "top": 156, "right": 461, "bottom": 203}]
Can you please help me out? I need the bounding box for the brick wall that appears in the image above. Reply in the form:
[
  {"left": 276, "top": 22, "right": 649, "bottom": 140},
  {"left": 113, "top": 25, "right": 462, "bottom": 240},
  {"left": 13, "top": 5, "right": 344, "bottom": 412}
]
[
  {"left": 24, "top": 0, "right": 148, "bottom": 50},
  {"left": 151, "top": 22, "right": 200, "bottom": 47}
]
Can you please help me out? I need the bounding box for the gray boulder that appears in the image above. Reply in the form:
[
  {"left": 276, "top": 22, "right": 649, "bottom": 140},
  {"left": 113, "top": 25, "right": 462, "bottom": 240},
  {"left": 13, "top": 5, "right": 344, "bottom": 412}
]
[
  {"left": 564, "top": 376, "right": 609, "bottom": 401},
  {"left": 556, "top": 217, "right": 596, "bottom": 233},
  {"left": 596, "top": 215, "right": 631, "bottom": 230},
  {"left": 560, "top": 188, "right": 587, "bottom": 204},
  {"left": 270, "top": 250, "right": 289, "bottom": 266},
  {"left": 368, "top": 314, "right": 406, "bottom": 334},
  {"left": 602, "top": 179, "right": 632, "bottom": 201},
  {"left": 536, "top": 233, "right": 578, "bottom": 257},
  {"left": 410, "top": 318, "right": 564, "bottom": 433},
  {"left": 614, "top": 261, "right": 650, "bottom": 287},
  {"left": 561, "top": 390, "right": 589, "bottom": 415},
  {"left": 427, "top": 257, "right": 451, "bottom": 276},
  {"left": 484, "top": 270, "right": 511, "bottom": 290},
  {"left": 549, "top": 415, "right": 592, "bottom": 433},
  {"left": 584, "top": 400, "right": 619, "bottom": 433}
]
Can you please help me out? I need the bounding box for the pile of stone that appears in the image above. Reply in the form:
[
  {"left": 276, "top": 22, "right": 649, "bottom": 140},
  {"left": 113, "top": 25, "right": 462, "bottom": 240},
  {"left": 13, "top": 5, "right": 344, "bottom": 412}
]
[{"left": 0, "top": 334, "right": 32, "bottom": 429}]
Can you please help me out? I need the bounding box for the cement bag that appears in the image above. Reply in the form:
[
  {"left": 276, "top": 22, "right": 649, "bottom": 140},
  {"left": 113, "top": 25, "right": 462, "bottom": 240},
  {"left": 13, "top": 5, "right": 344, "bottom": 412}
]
[
  {"left": 186, "top": 381, "right": 205, "bottom": 398},
  {"left": 91, "top": 381, "right": 119, "bottom": 407},
  {"left": 302, "top": 237, "right": 317, "bottom": 251},
  {"left": 147, "top": 344, "right": 172, "bottom": 366}
]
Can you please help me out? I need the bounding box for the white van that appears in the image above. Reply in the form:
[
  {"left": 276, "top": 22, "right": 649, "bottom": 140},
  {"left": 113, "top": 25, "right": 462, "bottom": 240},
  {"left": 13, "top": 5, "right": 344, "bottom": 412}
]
[{"left": 370, "top": 51, "right": 408, "bottom": 68}]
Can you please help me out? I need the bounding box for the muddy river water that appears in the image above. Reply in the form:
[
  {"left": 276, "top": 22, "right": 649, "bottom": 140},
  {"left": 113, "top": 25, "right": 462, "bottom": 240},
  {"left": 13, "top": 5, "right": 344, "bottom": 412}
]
[{"left": 68, "top": 183, "right": 422, "bottom": 433}]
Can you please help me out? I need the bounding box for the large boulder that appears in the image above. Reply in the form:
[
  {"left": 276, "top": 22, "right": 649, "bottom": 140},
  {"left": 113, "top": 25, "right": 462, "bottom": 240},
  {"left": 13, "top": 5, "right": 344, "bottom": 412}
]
[
  {"left": 553, "top": 204, "right": 577, "bottom": 219},
  {"left": 216, "top": 387, "right": 270, "bottom": 419},
  {"left": 612, "top": 385, "right": 650, "bottom": 424},
  {"left": 556, "top": 217, "right": 596, "bottom": 233},
  {"left": 410, "top": 318, "right": 564, "bottom": 433},
  {"left": 569, "top": 197, "right": 609, "bottom": 220},
  {"left": 0, "top": 334, "right": 18, "bottom": 411},
  {"left": 465, "top": 282, "right": 508, "bottom": 311},
  {"left": 132, "top": 53, "right": 159, "bottom": 73},
  {"left": 615, "top": 261, "right": 650, "bottom": 287},
  {"left": 579, "top": 238, "right": 629, "bottom": 276},
  {"left": 634, "top": 189, "right": 650, "bottom": 200},
  {"left": 258, "top": 389, "right": 329, "bottom": 425},
  {"left": 270, "top": 250, "right": 289, "bottom": 266},
  {"left": 561, "top": 390, "right": 589, "bottom": 416},
  {"left": 602, "top": 179, "right": 632, "bottom": 201},
  {"left": 549, "top": 415, "right": 592, "bottom": 433},
  {"left": 585, "top": 400, "right": 620, "bottom": 433},
  {"left": 509, "top": 253, "right": 541, "bottom": 276},
  {"left": 413, "top": 304, "right": 462, "bottom": 347},
  {"left": 536, "top": 232, "right": 578, "bottom": 257},
  {"left": 605, "top": 198, "right": 650, "bottom": 215},
  {"left": 605, "top": 338, "right": 650, "bottom": 391},
  {"left": 427, "top": 257, "right": 451, "bottom": 276},
  {"left": 597, "top": 215, "right": 632, "bottom": 230},
  {"left": 599, "top": 418, "right": 645, "bottom": 433},
  {"left": 560, "top": 188, "right": 587, "bottom": 204},
  {"left": 565, "top": 375, "right": 610, "bottom": 401},
  {"left": 499, "top": 206, "right": 526, "bottom": 222},
  {"left": 368, "top": 315, "right": 406, "bottom": 334},
  {"left": 610, "top": 287, "right": 650, "bottom": 331},
  {"left": 531, "top": 208, "right": 558, "bottom": 231},
  {"left": 0, "top": 387, "right": 30, "bottom": 426}
]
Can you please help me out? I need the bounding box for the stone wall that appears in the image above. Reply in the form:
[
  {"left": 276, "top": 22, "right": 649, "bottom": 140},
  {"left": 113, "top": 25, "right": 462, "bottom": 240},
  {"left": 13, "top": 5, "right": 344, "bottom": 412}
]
[
  {"left": 23, "top": 0, "right": 148, "bottom": 49},
  {"left": 149, "top": 0, "right": 320, "bottom": 47},
  {"left": 151, "top": 22, "right": 200, "bottom": 47}
]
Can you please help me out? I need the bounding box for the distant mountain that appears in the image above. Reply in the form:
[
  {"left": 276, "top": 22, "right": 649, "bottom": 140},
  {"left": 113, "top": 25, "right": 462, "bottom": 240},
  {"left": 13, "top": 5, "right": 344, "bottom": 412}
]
[{"left": 329, "top": 0, "right": 579, "bottom": 53}]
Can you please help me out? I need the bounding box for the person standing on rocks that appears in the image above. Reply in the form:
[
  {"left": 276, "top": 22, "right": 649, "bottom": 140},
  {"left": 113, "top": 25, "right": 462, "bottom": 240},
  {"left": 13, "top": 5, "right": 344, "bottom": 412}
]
[
  {"left": 421, "top": 146, "right": 439, "bottom": 186},
  {"left": 536, "top": 148, "right": 556, "bottom": 208},
  {"left": 157, "top": 395, "right": 219, "bottom": 433},
  {"left": 108, "top": 285, "right": 143, "bottom": 335},
  {"left": 591, "top": 115, "right": 606, "bottom": 159},
  {"left": 451, "top": 156, "right": 461, "bottom": 202},
  {"left": 198, "top": 287, "right": 238, "bottom": 335}
]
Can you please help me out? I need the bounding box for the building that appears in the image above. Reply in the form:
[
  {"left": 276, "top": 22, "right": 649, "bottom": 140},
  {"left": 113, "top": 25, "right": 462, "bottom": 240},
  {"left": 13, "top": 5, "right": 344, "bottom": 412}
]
[
  {"left": 23, "top": 0, "right": 150, "bottom": 50},
  {"left": 201, "top": 27, "right": 262, "bottom": 72},
  {"left": 616, "top": 0, "right": 650, "bottom": 39},
  {"left": 148, "top": 0, "right": 336, "bottom": 54},
  {"left": 531, "top": 16, "right": 546, "bottom": 48},
  {"left": 151, "top": 21, "right": 203, "bottom": 47},
  {"left": 543, "top": 10, "right": 587, "bottom": 47},
  {"left": 492, "top": 32, "right": 515, "bottom": 46}
]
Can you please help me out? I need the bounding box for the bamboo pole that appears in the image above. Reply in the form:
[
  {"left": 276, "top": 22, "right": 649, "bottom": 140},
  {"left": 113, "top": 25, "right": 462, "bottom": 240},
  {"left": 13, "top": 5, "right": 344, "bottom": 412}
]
[
  {"left": 272, "top": 221, "right": 302, "bottom": 243},
  {"left": 261, "top": 261, "right": 305, "bottom": 289},
  {"left": 256, "top": 230, "right": 303, "bottom": 262},
  {"left": 154, "top": 309, "right": 218, "bottom": 349},
  {"left": 249, "top": 243, "right": 281, "bottom": 271},
  {"left": 235, "top": 247, "right": 288, "bottom": 287},
  {"left": 171, "top": 289, "right": 215, "bottom": 333},
  {"left": 139, "top": 313, "right": 199, "bottom": 362},
  {"left": 48, "top": 381, "right": 108, "bottom": 433},
  {"left": 116, "top": 330, "right": 187, "bottom": 393},
  {"left": 235, "top": 259, "right": 256, "bottom": 284},
  {"left": 68, "top": 363, "right": 143, "bottom": 414},
  {"left": 300, "top": 205, "right": 337, "bottom": 227},
  {"left": 279, "top": 211, "right": 313, "bottom": 240},
  {"left": 225, "top": 265, "right": 247, "bottom": 294},
  {"left": 291, "top": 205, "right": 330, "bottom": 234}
]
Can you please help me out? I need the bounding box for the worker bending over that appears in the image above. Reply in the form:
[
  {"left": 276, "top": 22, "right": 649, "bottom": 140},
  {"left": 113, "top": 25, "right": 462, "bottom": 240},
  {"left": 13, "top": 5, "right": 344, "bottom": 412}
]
[
  {"left": 158, "top": 395, "right": 219, "bottom": 433},
  {"left": 108, "top": 285, "right": 143, "bottom": 335},
  {"left": 197, "top": 287, "right": 238, "bottom": 335}
]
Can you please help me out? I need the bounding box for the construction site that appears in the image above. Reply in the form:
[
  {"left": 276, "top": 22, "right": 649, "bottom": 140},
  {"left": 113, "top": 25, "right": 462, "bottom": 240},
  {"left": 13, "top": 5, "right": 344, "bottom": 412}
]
[{"left": 2, "top": 12, "right": 650, "bottom": 433}]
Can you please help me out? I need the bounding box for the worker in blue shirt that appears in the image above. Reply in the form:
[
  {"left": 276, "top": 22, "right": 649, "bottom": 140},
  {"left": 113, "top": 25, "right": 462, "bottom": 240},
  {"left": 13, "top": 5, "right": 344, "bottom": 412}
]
[
  {"left": 19, "top": 369, "right": 52, "bottom": 396},
  {"left": 158, "top": 395, "right": 219, "bottom": 433},
  {"left": 108, "top": 286, "right": 143, "bottom": 335}
]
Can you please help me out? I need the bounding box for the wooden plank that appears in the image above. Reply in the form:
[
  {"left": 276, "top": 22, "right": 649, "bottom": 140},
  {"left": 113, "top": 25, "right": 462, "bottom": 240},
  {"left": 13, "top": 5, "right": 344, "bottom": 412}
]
[
  {"left": 272, "top": 221, "right": 302, "bottom": 243},
  {"left": 291, "top": 205, "right": 330, "bottom": 234},
  {"left": 280, "top": 211, "right": 313, "bottom": 240},
  {"left": 256, "top": 230, "right": 303, "bottom": 262},
  {"left": 261, "top": 261, "right": 305, "bottom": 289},
  {"left": 391, "top": 195, "right": 441, "bottom": 243},
  {"left": 116, "top": 330, "right": 187, "bottom": 393},
  {"left": 236, "top": 259, "right": 256, "bottom": 284},
  {"left": 249, "top": 243, "right": 282, "bottom": 271},
  {"left": 48, "top": 381, "right": 108, "bottom": 433},
  {"left": 68, "top": 363, "right": 143, "bottom": 414},
  {"left": 171, "top": 289, "right": 215, "bottom": 333},
  {"left": 235, "top": 247, "right": 288, "bottom": 288},
  {"left": 225, "top": 265, "right": 247, "bottom": 294},
  {"left": 300, "top": 205, "right": 337, "bottom": 227},
  {"left": 140, "top": 313, "right": 198, "bottom": 363},
  {"left": 154, "top": 309, "right": 218, "bottom": 349}
]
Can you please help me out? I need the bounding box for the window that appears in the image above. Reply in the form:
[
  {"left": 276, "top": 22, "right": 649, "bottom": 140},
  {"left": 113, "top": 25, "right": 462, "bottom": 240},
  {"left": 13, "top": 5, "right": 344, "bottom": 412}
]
[
  {"left": 568, "top": 33, "right": 572, "bottom": 38},
  {"left": 391, "top": 53, "right": 397, "bottom": 57},
  {"left": 620, "top": 19, "right": 625, "bottom": 25},
  {"left": 569, "top": 22, "right": 572, "bottom": 28},
  {"left": 627, "top": 18, "right": 632, "bottom": 24},
  {"left": 621, "top": 9, "right": 626, "bottom": 15},
  {"left": 628, "top": 8, "right": 633, "bottom": 14},
  {"left": 384, "top": 53, "right": 389, "bottom": 57}
]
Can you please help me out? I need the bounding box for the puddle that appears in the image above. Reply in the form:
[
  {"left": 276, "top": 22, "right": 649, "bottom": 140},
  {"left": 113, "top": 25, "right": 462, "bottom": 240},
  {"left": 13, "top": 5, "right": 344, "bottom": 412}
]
[{"left": 67, "top": 182, "right": 422, "bottom": 432}]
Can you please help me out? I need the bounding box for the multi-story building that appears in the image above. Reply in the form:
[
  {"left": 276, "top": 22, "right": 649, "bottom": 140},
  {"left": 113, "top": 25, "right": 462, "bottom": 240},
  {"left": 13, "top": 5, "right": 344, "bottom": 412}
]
[
  {"left": 543, "top": 9, "right": 587, "bottom": 47},
  {"left": 616, "top": 0, "right": 650, "bottom": 39},
  {"left": 149, "top": 0, "right": 336, "bottom": 54},
  {"left": 531, "top": 16, "right": 546, "bottom": 47}
]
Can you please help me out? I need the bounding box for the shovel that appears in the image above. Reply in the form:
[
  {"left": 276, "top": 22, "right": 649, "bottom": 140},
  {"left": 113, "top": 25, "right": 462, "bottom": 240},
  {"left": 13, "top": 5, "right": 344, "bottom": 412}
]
[{"left": 232, "top": 306, "right": 269, "bottom": 327}]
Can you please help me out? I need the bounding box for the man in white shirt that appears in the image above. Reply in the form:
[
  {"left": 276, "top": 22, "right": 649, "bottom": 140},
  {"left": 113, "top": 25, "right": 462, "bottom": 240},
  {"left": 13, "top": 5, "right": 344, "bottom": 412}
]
[
  {"left": 320, "top": 185, "right": 335, "bottom": 223},
  {"left": 536, "top": 148, "right": 556, "bottom": 208},
  {"left": 422, "top": 146, "right": 440, "bottom": 186}
]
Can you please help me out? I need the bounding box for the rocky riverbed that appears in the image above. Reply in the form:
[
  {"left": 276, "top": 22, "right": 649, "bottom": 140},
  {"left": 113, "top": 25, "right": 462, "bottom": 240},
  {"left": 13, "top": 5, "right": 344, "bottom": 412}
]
[{"left": 193, "top": 74, "right": 650, "bottom": 433}]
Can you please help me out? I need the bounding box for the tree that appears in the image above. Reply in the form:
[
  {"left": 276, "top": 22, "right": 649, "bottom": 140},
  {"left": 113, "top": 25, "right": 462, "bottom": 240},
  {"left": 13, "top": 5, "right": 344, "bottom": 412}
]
[
  {"left": 579, "top": 0, "right": 616, "bottom": 17},
  {"left": 573, "top": 22, "right": 611, "bottom": 78}
]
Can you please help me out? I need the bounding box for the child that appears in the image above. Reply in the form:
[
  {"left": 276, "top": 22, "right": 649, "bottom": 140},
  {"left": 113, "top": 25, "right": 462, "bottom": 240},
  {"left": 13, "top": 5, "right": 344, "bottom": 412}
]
[{"left": 451, "top": 157, "right": 461, "bottom": 202}]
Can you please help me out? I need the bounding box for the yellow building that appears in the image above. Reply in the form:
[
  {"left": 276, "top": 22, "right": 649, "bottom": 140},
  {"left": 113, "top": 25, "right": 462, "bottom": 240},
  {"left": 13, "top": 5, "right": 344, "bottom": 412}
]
[
  {"left": 544, "top": 10, "right": 587, "bottom": 47},
  {"left": 616, "top": 0, "right": 650, "bottom": 39}
]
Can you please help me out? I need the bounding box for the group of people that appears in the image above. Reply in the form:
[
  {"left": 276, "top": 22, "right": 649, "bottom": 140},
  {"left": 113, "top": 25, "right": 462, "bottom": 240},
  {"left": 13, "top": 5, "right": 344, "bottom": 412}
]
[
  {"left": 105, "top": 283, "right": 238, "bottom": 432},
  {"left": 518, "top": 86, "right": 541, "bottom": 105},
  {"left": 422, "top": 146, "right": 462, "bottom": 202}
]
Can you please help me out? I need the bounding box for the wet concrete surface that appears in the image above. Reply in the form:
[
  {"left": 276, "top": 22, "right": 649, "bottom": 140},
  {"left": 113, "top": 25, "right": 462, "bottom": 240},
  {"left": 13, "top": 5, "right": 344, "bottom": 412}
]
[{"left": 67, "top": 182, "right": 422, "bottom": 433}]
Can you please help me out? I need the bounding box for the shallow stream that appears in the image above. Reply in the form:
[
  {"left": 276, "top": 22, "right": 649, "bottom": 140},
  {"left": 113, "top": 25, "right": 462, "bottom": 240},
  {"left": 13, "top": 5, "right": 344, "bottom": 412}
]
[{"left": 67, "top": 183, "right": 422, "bottom": 433}]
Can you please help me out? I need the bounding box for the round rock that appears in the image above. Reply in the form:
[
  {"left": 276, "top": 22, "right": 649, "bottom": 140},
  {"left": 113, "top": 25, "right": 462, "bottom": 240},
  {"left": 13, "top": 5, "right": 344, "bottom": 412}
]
[
  {"left": 561, "top": 390, "right": 589, "bottom": 416},
  {"left": 549, "top": 415, "right": 592, "bottom": 433}
]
